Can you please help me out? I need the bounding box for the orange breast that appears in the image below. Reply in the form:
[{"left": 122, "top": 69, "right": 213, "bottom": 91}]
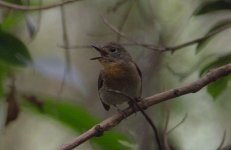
[
  {"left": 102, "top": 62, "right": 141, "bottom": 93},
  {"left": 103, "top": 63, "right": 126, "bottom": 77}
]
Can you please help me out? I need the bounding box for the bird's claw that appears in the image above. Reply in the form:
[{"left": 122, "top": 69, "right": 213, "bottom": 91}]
[{"left": 94, "top": 125, "right": 104, "bottom": 137}]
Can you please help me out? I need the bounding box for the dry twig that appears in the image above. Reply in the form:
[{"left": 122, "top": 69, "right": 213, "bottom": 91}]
[
  {"left": 163, "top": 108, "right": 171, "bottom": 150},
  {"left": 102, "top": 16, "right": 231, "bottom": 52},
  {"left": 58, "top": 0, "right": 71, "bottom": 93},
  {"left": 217, "top": 130, "right": 226, "bottom": 150},
  {"left": 60, "top": 63, "right": 231, "bottom": 150},
  {"left": 167, "top": 113, "right": 188, "bottom": 134},
  {"left": 116, "top": 1, "right": 134, "bottom": 41},
  {"left": 106, "top": 89, "right": 163, "bottom": 150},
  {"left": 0, "top": 0, "right": 82, "bottom": 11}
]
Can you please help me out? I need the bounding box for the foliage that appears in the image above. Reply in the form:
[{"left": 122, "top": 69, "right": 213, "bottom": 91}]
[
  {"left": 193, "top": 0, "right": 231, "bottom": 99},
  {"left": 200, "top": 54, "right": 231, "bottom": 99},
  {"left": 194, "top": 0, "right": 231, "bottom": 15},
  {"left": 0, "top": 30, "right": 32, "bottom": 66},
  {"left": 196, "top": 20, "right": 231, "bottom": 54},
  {"left": 22, "top": 98, "right": 132, "bottom": 150}
]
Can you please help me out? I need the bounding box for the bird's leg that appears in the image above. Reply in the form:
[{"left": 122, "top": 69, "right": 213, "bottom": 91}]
[
  {"left": 128, "top": 100, "right": 135, "bottom": 108},
  {"left": 114, "top": 105, "right": 128, "bottom": 118},
  {"left": 135, "top": 96, "right": 142, "bottom": 102},
  {"left": 128, "top": 100, "right": 138, "bottom": 115},
  {"left": 128, "top": 97, "right": 143, "bottom": 114}
]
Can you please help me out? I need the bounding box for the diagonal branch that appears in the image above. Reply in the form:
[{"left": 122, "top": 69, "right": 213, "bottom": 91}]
[
  {"left": 102, "top": 16, "right": 231, "bottom": 52},
  {"left": 60, "top": 63, "right": 231, "bottom": 150},
  {"left": 106, "top": 89, "right": 163, "bottom": 150},
  {"left": 0, "top": 0, "right": 83, "bottom": 11}
]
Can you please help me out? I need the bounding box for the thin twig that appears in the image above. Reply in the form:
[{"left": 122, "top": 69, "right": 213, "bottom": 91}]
[
  {"left": 102, "top": 15, "right": 164, "bottom": 50},
  {"left": 116, "top": 0, "right": 134, "bottom": 41},
  {"left": 102, "top": 15, "right": 138, "bottom": 43},
  {"left": 106, "top": 89, "right": 163, "bottom": 150},
  {"left": 165, "top": 23, "right": 231, "bottom": 52},
  {"left": 58, "top": 0, "right": 71, "bottom": 93},
  {"left": 0, "top": 0, "right": 83, "bottom": 11},
  {"left": 102, "top": 16, "right": 231, "bottom": 52},
  {"left": 216, "top": 130, "right": 226, "bottom": 150},
  {"left": 24, "top": 0, "right": 43, "bottom": 40},
  {"left": 58, "top": 44, "right": 92, "bottom": 49},
  {"left": 58, "top": 43, "right": 139, "bottom": 50},
  {"left": 167, "top": 113, "right": 188, "bottom": 135},
  {"left": 60, "top": 63, "right": 231, "bottom": 150},
  {"left": 163, "top": 108, "right": 171, "bottom": 150},
  {"left": 107, "top": 0, "right": 130, "bottom": 13},
  {"left": 60, "top": 19, "right": 231, "bottom": 52}
]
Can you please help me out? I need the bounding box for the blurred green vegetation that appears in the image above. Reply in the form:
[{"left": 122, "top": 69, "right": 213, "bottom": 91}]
[
  {"left": 22, "top": 98, "right": 132, "bottom": 150},
  {"left": 0, "top": 0, "right": 230, "bottom": 149}
]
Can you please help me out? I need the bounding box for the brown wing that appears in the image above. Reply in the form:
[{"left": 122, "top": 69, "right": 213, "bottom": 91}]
[
  {"left": 134, "top": 63, "right": 142, "bottom": 97},
  {"left": 98, "top": 72, "right": 110, "bottom": 111}
]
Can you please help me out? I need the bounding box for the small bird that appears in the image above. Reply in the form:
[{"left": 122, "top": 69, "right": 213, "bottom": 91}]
[{"left": 91, "top": 42, "right": 142, "bottom": 111}]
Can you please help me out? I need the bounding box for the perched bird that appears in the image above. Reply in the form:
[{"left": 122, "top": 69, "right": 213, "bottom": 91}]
[{"left": 91, "top": 42, "right": 142, "bottom": 111}]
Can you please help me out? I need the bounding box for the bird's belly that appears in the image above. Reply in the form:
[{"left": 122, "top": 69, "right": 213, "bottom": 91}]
[
  {"left": 99, "top": 89, "right": 130, "bottom": 105},
  {"left": 100, "top": 75, "right": 141, "bottom": 105}
]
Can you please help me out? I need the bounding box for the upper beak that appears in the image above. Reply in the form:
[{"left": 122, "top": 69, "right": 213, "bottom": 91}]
[
  {"left": 90, "top": 45, "right": 107, "bottom": 60},
  {"left": 91, "top": 45, "right": 101, "bottom": 52}
]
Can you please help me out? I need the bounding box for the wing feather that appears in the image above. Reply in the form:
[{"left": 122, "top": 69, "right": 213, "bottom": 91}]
[
  {"left": 98, "top": 73, "right": 110, "bottom": 111},
  {"left": 134, "top": 63, "right": 142, "bottom": 97}
]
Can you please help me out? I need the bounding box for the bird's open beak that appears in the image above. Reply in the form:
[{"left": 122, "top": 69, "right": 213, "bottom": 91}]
[{"left": 90, "top": 45, "right": 107, "bottom": 60}]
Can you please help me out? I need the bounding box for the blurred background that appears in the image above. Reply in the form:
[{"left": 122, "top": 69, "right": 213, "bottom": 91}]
[{"left": 0, "top": 0, "right": 231, "bottom": 150}]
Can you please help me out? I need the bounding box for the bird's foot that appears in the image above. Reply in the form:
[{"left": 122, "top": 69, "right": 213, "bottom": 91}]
[
  {"left": 128, "top": 97, "right": 143, "bottom": 114},
  {"left": 94, "top": 125, "right": 104, "bottom": 137}
]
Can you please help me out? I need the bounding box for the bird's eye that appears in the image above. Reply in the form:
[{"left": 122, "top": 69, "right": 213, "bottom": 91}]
[{"left": 110, "top": 48, "right": 117, "bottom": 52}]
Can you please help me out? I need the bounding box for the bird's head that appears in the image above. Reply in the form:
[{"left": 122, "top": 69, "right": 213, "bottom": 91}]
[{"left": 91, "top": 42, "right": 132, "bottom": 66}]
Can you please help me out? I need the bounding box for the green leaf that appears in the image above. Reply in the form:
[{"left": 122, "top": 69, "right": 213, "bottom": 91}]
[
  {"left": 4, "top": 0, "right": 22, "bottom": 4},
  {"left": 1, "top": 11, "right": 25, "bottom": 30},
  {"left": 199, "top": 54, "right": 231, "bottom": 99},
  {"left": 196, "top": 20, "right": 231, "bottom": 54},
  {"left": 0, "top": 65, "right": 9, "bottom": 97},
  {"left": 200, "top": 54, "right": 231, "bottom": 76},
  {"left": 0, "top": 30, "right": 32, "bottom": 66},
  {"left": 0, "top": 0, "right": 24, "bottom": 30},
  {"left": 194, "top": 0, "right": 231, "bottom": 15},
  {"left": 23, "top": 99, "right": 132, "bottom": 150},
  {"left": 205, "top": 20, "right": 231, "bottom": 37},
  {"left": 207, "top": 76, "right": 230, "bottom": 99}
]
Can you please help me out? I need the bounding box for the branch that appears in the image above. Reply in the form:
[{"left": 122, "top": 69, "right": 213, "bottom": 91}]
[
  {"left": 163, "top": 108, "right": 171, "bottom": 150},
  {"left": 106, "top": 89, "right": 163, "bottom": 150},
  {"left": 165, "top": 23, "right": 231, "bottom": 52},
  {"left": 167, "top": 113, "right": 188, "bottom": 134},
  {"left": 217, "top": 130, "right": 226, "bottom": 150},
  {"left": 60, "top": 63, "right": 231, "bottom": 150},
  {"left": 102, "top": 16, "right": 231, "bottom": 52},
  {"left": 107, "top": 0, "right": 129, "bottom": 13},
  {"left": 0, "top": 0, "right": 82, "bottom": 11},
  {"left": 58, "top": 0, "right": 71, "bottom": 93},
  {"left": 59, "top": 19, "right": 231, "bottom": 52},
  {"left": 116, "top": 0, "right": 134, "bottom": 41}
]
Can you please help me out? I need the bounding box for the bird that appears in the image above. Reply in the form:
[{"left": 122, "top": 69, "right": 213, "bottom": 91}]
[{"left": 91, "top": 42, "right": 142, "bottom": 111}]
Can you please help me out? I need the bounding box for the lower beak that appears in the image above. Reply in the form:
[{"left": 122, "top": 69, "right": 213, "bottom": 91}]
[{"left": 90, "top": 56, "right": 102, "bottom": 60}]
